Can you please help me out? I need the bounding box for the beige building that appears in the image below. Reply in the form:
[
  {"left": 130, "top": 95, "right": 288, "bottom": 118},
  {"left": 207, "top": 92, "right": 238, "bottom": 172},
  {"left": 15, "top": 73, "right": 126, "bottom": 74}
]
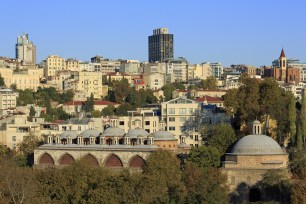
[
  {"left": 65, "top": 58, "right": 80, "bottom": 71},
  {"left": 0, "top": 67, "right": 42, "bottom": 91},
  {"left": 1, "top": 115, "right": 42, "bottom": 149},
  {"left": 44, "top": 55, "right": 65, "bottom": 79},
  {"left": 108, "top": 72, "right": 132, "bottom": 84},
  {"left": 222, "top": 121, "right": 288, "bottom": 203},
  {"left": 0, "top": 88, "right": 18, "bottom": 111},
  {"left": 34, "top": 126, "right": 190, "bottom": 169},
  {"left": 161, "top": 97, "right": 201, "bottom": 147},
  {"left": 143, "top": 73, "right": 165, "bottom": 90},
  {"left": 188, "top": 63, "right": 211, "bottom": 81}
]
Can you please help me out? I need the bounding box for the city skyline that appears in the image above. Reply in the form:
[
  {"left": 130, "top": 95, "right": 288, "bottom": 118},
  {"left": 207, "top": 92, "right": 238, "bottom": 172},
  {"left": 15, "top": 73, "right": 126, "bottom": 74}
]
[{"left": 0, "top": 0, "right": 305, "bottom": 66}]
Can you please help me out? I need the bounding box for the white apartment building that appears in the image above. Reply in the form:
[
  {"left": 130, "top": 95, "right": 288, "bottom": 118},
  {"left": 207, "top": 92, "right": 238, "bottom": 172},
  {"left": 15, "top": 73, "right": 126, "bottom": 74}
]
[
  {"left": 202, "top": 62, "right": 224, "bottom": 78},
  {"left": 161, "top": 97, "right": 201, "bottom": 147},
  {"left": 44, "top": 55, "right": 66, "bottom": 79},
  {"left": 15, "top": 34, "right": 36, "bottom": 65},
  {"left": 0, "top": 88, "right": 18, "bottom": 112},
  {"left": 143, "top": 72, "right": 165, "bottom": 90}
]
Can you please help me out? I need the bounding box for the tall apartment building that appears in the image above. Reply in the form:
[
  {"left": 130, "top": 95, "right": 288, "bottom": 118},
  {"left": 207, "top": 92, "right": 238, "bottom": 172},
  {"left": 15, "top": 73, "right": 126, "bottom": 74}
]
[
  {"left": 161, "top": 97, "right": 201, "bottom": 147},
  {"left": 148, "top": 28, "right": 174, "bottom": 63},
  {"left": 0, "top": 88, "right": 18, "bottom": 111},
  {"left": 44, "top": 55, "right": 66, "bottom": 79},
  {"left": 202, "top": 62, "right": 223, "bottom": 78},
  {"left": 15, "top": 34, "right": 36, "bottom": 65}
]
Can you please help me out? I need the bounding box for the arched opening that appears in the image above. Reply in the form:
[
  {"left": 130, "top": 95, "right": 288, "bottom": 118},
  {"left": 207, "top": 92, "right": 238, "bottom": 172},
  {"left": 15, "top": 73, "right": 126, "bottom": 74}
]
[
  {"left": 104, "top": 154, "right": 123, "bottom": 168},
  {"left": 249, "top": 188, "right": 261, "bottom": 202},
  {"left": 106, "top": 138, "right": 113, "bottom": 145},
  {"left": 61, "top": 138, "right": 67, "bottom": 145},
  {"left": 81, "top": 154, "right": 98, "bottom": 166},
  {"left": 39, "top": 153, "right": 54, "bottom": 165},
  {"left": 84, "top": 138, "right": 90, "bottom": 145},
  {"left": 119, "top": 138, "right": 124, "bottom": 145},
  {"left": 129, "top": 155, "right": 145, "bottom": 170},
  {"left": 131, "top": 138, "right": 137, "bottom": 146},
  {"left": 59, "top": 153, "right": 75, "bottom": 166}
]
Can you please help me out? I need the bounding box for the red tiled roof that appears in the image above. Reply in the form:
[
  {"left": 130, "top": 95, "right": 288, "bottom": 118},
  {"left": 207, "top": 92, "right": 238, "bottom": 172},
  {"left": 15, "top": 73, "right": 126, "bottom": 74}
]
[
  {"left": 64, "top": 100, "right": 118, "bottom": 106},
  {"left": 64, "top": 101, "right": 84, "bottom": 106},
  {"left": 195, "top": 96, "right": 223, "bottom": 103},
  {"left": 94, "top": 101, "right": 118, "bottom": 106}
]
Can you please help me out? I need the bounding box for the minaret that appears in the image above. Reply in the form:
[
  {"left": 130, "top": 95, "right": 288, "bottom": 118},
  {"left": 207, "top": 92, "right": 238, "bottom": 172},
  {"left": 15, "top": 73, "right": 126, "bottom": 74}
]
[{"left": 279, "top": 48, "right": 287, "bottom": 82}]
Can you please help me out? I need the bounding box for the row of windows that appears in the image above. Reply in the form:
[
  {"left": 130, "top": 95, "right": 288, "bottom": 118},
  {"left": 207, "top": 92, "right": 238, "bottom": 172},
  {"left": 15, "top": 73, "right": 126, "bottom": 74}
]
[{"left": 167, "top": 108, "right": 194, "bottom": 114}]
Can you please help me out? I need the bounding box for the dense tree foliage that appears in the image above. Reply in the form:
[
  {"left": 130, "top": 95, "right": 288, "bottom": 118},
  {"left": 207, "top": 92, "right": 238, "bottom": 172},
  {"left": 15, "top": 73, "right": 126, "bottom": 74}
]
[
  {"left": 101, "top": 105, "right": 115, "bottom": 116},
  {"left": 161, "top": 82, "right": 186, "bottom": 101},
  {"left": 187, "top": 146, "right": 221, "bottom": 168},
  {"left": 0, "top": 74, "right": 5, "bottom": 86},
  {"left": 85, "top": 93, "right": 94, "bottom": 112},
  {"left": 199, "top": 76, "right": 218, "bottom": 90},
  {"left": 224, "top": 76, "right": 292, "bottom": 141}
]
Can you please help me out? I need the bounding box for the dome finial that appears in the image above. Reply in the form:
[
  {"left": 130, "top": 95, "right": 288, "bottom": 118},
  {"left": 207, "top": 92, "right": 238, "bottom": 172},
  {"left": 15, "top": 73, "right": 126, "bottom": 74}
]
[{"left": 252, "top": 120, "right": 261, "bottom": 135}]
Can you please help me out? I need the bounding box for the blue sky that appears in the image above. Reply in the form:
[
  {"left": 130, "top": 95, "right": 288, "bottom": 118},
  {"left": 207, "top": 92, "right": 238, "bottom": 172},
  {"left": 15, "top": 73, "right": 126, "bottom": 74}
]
[{"left": 0, "top": 0, "right": 305, "bottom": 66}]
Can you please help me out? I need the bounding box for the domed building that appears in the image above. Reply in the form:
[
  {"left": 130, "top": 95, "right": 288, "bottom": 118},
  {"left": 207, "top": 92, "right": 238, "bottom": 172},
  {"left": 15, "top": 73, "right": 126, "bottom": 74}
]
[{"left": 222, "top": 120, "right": 288, "bottom": 202}]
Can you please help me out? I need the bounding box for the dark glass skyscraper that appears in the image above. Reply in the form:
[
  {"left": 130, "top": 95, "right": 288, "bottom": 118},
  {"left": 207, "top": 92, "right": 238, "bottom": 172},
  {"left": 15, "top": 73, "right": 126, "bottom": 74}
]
[{"left": 148, "top": 28, "right": 173, "bottom": 63}]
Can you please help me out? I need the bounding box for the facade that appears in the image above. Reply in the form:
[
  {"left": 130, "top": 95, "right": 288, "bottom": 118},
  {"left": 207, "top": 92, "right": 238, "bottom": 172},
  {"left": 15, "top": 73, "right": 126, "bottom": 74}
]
[
  {"left": 202, "top": 62, "right": 223, "bottom": 78},
  {"left": 34, "top": 127, "right": 190, "bottom": 169},
  {"left": 0, "top": 67, "right": 42, "bottom": 91},
  {"left": 120, "top": 60, "right": 141, "bottom": 74},
  {"left": 62, "top": 100, "right": 119, "bottom": 115},
  {"left": 148, "top": 28, "right": 174, "bottom": 63},
  {"left": 161, "top": 97, "right": 202, "bottom": 147},
  {"left": 265, "top": 48, "right": 300, "bottom": 84},
  {"left": 15, "top": 34, "right": 36, "bottom": 65},
  {"left": 143, "top": 72, "right": 165, "bottom": 90},
  {"left": 222, "top": 121, "right": 288, "bottom": 202},
  {"left": 66, "top": 58, "right": 80, "bottom": 71},
  {"left": 108, "top": 72, "right": 132, "bottom": 84},
  {"left": 0, "top": 88, "right": 18, "bottom": 111},
  {"left": 44, "top": 55, "right": 66, "bottom": 79}
]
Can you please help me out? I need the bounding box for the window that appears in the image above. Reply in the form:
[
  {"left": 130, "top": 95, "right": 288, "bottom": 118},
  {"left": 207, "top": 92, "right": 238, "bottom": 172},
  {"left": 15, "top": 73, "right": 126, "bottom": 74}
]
[
  {"left": 169, "top": 108, "right": 175, "bottom": 114},
  {"left": 119, "top": 121, "right": 124, "bottom": 125},
  {"left": 190, "top": 135, "right": 193, "bottom": 139},
  {"left": 12, "top": 136, "right": 16, "bottom": 141},
  {"left": 179, "top": 117, "right": 186, "bottom": 122},
  {"left": 169, "top": 127, "right": 175, "bottom": 131},
  {"left": 195, "top": 135, "right": 199, "bottom": 141},
  {"left": 145, "top": 121, "right": 150, "bottom": 125},
  {"left": 179, "top": 108, "right": 186, "bottom": 114},
  {"left": 189, "top": 108, "right": 193, "bottom": 114},
  {"left": 169, "top": 117, "right": 175, "bottom": 122},
  {"left": 78, "top": 126, "right": 81, "bottom": 131}
]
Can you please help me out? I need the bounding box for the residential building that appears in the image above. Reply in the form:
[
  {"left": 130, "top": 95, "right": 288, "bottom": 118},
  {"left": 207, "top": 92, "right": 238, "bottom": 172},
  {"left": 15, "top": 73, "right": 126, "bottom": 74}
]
[
  {"left": 0, "top": 67, "right": 42, "bottom": 91},
  {"left": 0, "top": 88, "right": 18, "bottom": 111},
  {"left": 202, "top": 62, "right": 223, "bottom": 78},
  {"left": 62, "top": 100, "right": 119, "bottom": 115},
  {"left": 44, "top": 55, "right": 66, "bottom": 79},
  {"left": 143, "top": 72, "right": 165, "bottom": 90},
  {"left": 148, "top": 28, "right": 174, "bottom": 62},
  {"left": 120, "top": 60, "right": 141, "bottom": 74},
  {"left": 15, "top": 34, "right": 36, "bottom": 65},
  {"left": 161, "top": 97, "right": 201, "bottom": 147},
  {"left": 108, "top": 72, "right": 132, "bottom": 84},
  {"left": 66, "top": 58, "right": 80, "bottom": 71}
]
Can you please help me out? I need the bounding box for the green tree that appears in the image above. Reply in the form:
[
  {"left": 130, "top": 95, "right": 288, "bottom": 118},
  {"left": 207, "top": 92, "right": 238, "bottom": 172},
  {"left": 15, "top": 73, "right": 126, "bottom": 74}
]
[
  {"left": 17, "top": 89, "right": 34, "bottom": 105},
  {"left": 223, "top": 88, "right": 239, "bottom": 116},
  {"left": 10, "top": 83, "right": 17, "bottom": 90},
  {"left": 112, "top": 79, "right": 131, "bottom": 103},
  {"left": 0, "top": 73, "right": 5, "bottom": 87},
  {"left": 187, "top": 146, "right": 221, "bottom": 169},
  {"left": 115, "top": 103, "right": 133, "bottom": 116},
  {"left": 17, "top": 133, "right": 43, "bottom": 166},
  {"left": 143, "top": 150, "right": 186, "bottom": 203},
  {"left": 289, "top": 149, "right": 306, "bottom": 180},
  {"left": 291, "top": 180, "right": 306, "bottom": 204},
  {"left": 101, "top": 105, "right": 115, "bottom": 116},
  {"left": 91, "top": 110, "right": 101, "bottom": 118},
  {"left": 288, "top": 95, "right": 297, "bottom": 146},
  {"left": 256, "top": 170, "right": 292, "bottom": 203},
  {"left": 0, "top": 144, "right": 11, "bottom": 159},
  {"left": 200, "top": 76, "right": 218, "bottom": 90},
  {"left": 300, "top": 89, "right": 306, "bottom": 147},
  {"left": 85, "top": 93, "right": 94, "bottom": 112},
  {"left": 161, "top": 83, "right": 176, "bottom": 101},
  {"left": 203, "top": 123, "right": 237, "bottom": 155},
  {"left": 183, "top": 163, "right": 229, "bottom": 204},
  {"left": 29, "top": 106, "right": 36, "bottom": 121},
  {"left": 60, "top": 90, "right": 74, "bottom": 103}
]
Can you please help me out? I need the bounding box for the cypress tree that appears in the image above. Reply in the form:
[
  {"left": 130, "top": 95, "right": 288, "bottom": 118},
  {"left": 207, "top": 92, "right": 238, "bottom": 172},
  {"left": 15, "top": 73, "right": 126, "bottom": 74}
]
[
  {"left": 288, "top": 95, "right": 296, "bottom": 145},
  {"left": 300, "top": 89, "right": 306, "bottom": 148}
]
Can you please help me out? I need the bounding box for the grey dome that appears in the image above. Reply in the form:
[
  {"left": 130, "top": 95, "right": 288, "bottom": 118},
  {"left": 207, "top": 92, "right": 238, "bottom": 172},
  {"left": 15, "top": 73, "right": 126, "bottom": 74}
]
[
  {"left": 102, "top": 127, "right": 125, "bottom": 137},
  {"left": 152, "top": 131, "right": 176, "bottom": 141},
  {"left": 126, "top": 128, "right": 149, "bottom": 138},
  {"left": 80, "top": 129, "right": 101, "bottom": 138},
  {"left": 60, "top": 131, "right": 79, "bottom": 139},
  {"left": 253, "top": 120, "right": 261, "bottom": 125},
  {"left": 230, "top": 134, "right": 285, "bottom": 155}
]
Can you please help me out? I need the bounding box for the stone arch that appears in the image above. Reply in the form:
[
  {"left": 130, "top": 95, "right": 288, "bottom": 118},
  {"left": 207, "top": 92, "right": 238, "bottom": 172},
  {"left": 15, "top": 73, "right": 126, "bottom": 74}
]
[
  {"left": 59, "top": 153, "right": 75, "bottom": 166},
  {"left": 104, "top": 154, "right": 123, "bottom": 168},
  {"left": 39, "top": 152, "right": 54, "bottom": 165},
  {"left": 128, "top": 155, "right": 145, "bottom": 170},
  {"left": 81, "top": 153, "right": 99, "bottom": 166},
  {"left": 249, "top": 188, "right": 261, "bottom": 202}
]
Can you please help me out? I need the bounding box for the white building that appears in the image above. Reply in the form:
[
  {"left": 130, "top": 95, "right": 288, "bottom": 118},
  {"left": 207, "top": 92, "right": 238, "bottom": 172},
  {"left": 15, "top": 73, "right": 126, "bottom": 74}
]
[{"left": 15, "top": 34, "right": 36, "bottom": 65}]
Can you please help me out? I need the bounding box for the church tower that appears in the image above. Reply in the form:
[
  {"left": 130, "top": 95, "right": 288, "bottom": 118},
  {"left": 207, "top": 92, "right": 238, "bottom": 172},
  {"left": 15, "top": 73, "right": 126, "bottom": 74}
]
[{"left": 279, "top": 48, "right": 287, "bottom": 81}]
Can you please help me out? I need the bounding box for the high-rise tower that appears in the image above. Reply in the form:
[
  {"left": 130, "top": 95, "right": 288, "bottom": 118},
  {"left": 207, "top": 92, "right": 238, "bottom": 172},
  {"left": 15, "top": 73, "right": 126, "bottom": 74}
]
[
  {"left": 148, "top": 28, "right": 173, "bottom": 63},
  {"left": 15, "top": 33, "right": 36, "bottom": 65}
]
